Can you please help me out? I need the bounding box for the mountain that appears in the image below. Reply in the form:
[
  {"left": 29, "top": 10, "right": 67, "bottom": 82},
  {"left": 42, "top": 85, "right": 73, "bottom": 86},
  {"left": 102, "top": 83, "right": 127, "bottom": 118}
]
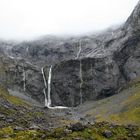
[
  {"left": 0, "top": 1, "right": 140, "bottom": 139},
  {"left": 1, "top": 1, "right": 140, "bottom": 107}
]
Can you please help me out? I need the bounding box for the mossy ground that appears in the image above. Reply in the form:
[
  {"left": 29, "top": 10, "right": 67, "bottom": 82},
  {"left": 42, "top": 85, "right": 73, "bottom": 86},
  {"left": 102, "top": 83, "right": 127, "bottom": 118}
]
[
  {"left": 0, "top": 87, "right": 29, "bottom": 106},
  {"left": 0, "top": 122, "right": 139, "bottom": 140},
  {"left": 0, "top": 86, "right": 47, "bottom": 128},
  {"left": 109, "top": 89, "right": 140, "bottom": 125},
  {"left": 101, "top": 78, "right": 140, "bottom": 125}
]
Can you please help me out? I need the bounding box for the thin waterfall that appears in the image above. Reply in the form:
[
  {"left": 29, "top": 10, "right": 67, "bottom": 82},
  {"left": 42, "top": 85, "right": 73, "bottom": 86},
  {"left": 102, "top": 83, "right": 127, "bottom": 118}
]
[
  {"left": 47, "top": 65, "right": 52, "bottom": 107},
  {"left": 79, "top": 59, "right": 83, "bottom": 104},
  {"left": 76, "top": 41, "right": 83, "bottom": 105},
  {"left": 43, "top": 89, "right": 48, "bottom": 107},
  {"left": 41, "top": 67, "right": 47, "bottom": 87},
  {"left": 22, "top": 66, "right": 26, "bottom": 92},
  {"left": 42, "top": 66, "right": 67, "bottom": 109},
  {"left": 48, "top": 65, "right": 68, "bottom": 109},
  {"left": 41, "top": 67, "right": 48, "bottom": 107},
  {"left": 76, "top": 41, "right": 82, "bottom": 59}
]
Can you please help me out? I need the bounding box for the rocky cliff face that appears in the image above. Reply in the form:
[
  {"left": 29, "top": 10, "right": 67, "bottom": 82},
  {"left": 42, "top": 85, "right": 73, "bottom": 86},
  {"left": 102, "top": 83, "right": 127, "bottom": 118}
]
[
  {"left": 50, "top": 57, "right": 122, "bottom": 107},
  {"left": 0, "top": 56, "right": 44, "bottom": 103},
  {"left": 0, "top": 1, "right": 140, "bottom": 107}
]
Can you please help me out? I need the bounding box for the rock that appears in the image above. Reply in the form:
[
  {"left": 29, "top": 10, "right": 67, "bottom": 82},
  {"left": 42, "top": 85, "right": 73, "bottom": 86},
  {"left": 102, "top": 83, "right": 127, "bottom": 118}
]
[
  {"left": 7, "top": 119, "right": 14, "bottom": 123},
  {"left": 41, "top": 134, "right": 47, "bottom": 139},
  {"left": 50, "top": 57, "right": 121, "bottom": 107},
  {"left": 14, "top": 126, "right": 24, "bottom": 131},
  {"left": 29, "top": 124, "right": 40, "bottom": 130},
  {"left": 69, "top": 122, "right": 85, "bottom": 131},
  {"left": 102, "top": 130, "right": 113, "bottom": 138},
  {"left": 0, "top": 114, "right": 5, "bottom": 120},
  {"left": 72, "top": 138, "right": 81, "bottom": 140},
  {"left": 63, "top": 129, "right": 72, "bottom": 134}
]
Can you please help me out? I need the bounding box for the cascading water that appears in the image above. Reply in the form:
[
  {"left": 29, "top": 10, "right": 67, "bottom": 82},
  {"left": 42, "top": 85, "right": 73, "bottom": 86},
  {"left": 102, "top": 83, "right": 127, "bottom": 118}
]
[
  {"left": 47, "top": 65, "right": 52, "bottom": 107},
  {"left": 23, "top": 66, "right": 26, "bottom": 92},
  {"left": 76, "top": 41, "right": 83, "bottom": 105},
  {"left": 41, "top": 67, "right": 48, "bottom": 107},
  {"left": 76, "top": 41, "right": 82, "bottom": 59},
  {"left": 42, "top": 66, "right": 67, "bottom": 109},
  {"left": 43, "top": 89, "right": 48, "bottom": 107},
  {"left": 79, "top": 59, "right": 83, "bottom": 104}
]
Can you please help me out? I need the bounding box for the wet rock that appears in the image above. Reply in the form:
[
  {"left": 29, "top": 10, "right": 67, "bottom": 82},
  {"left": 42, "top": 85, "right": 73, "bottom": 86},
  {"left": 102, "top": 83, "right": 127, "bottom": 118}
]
[{"left": 50, "top": 57, "right": 121, "bottom": 107}]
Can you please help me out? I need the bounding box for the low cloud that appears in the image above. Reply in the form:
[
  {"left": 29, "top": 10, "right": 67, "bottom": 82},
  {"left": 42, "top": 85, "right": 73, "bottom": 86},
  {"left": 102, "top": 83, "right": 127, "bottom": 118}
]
[{"left": 0, "top": 0, "right": 139, "bottom": 40}]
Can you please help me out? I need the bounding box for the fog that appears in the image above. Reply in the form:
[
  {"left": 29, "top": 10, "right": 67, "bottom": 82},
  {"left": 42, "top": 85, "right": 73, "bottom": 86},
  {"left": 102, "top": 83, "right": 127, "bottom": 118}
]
[{"left": 0, "top": 0, "right": 139, "bottom": 40}]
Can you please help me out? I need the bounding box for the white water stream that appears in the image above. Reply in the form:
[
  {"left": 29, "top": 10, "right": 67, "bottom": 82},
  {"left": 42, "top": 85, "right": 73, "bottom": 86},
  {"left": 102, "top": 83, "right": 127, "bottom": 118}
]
[
  {"left": 79, "top": 59, "right": 83, "bottom": 104},
  {"left": 76, "top": 41, "right": 82, "bottom": 59},
  {"left": 23, "top": 66, "right": 26, "bottom": 92},
  {"left": 42, "top": 66, "right": 67, "bottom": 109},
  {"left": 41, "top": 67, "right": 48, "bottom": 107},
  {"left": 47, "top": 65, "right": 52, "bottom": 107},
  {"left": 76, "top": 41, "right": 83, "bottom": 104}
]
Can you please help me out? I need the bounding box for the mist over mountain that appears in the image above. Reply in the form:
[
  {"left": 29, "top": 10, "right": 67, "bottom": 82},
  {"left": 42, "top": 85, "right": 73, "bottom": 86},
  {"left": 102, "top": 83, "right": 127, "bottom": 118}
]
[{"left": 0, "top": 0, "right": 139, "bottom": 40}]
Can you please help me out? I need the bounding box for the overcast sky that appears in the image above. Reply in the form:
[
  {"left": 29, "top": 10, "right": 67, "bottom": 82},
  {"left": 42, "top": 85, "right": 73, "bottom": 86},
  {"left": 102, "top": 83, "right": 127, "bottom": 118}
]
[{"left": 0, "top": 0, "right": 139, "bottom": 40}]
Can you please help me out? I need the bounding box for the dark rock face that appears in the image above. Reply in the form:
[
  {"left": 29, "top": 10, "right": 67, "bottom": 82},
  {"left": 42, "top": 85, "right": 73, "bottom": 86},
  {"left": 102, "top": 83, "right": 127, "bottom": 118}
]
[
  {"left": 9, "top": 38, "right": 78, "bottom": 67},
  {"left": 0, "top": 2, "right": 140, "bottom": 107},
  {"left": 0, "top": 56, "right": 44, "bottom": 103},
  {"left": 49, "top": 57, "right": 122, "bottom": 107},
  {"left": 113, "top": 35, "right": 140, "bottom": 81}
]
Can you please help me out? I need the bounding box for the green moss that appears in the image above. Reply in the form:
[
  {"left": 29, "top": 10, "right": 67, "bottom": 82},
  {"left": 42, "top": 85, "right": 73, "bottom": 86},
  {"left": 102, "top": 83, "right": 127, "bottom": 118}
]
[
  {"left": 0, "top": 106, "right": 15, "bottom": 115},
  {"left": 0, "top": 86, "right": 29, "bottom": 106},
  {"left": 85, "top": 77, "right": 140, "bottom": 126},
  {"left": 109, "top": 106, "right": 140, "bottom": 125},
  {"left": 108, "top": 88, "right": 140, "bottom": 125},
  {"left": 0, "top": 122, "right": 139, "bottom": 140},
  {"left": 0, "top": 127, "right": 13, "bottom": 138}
]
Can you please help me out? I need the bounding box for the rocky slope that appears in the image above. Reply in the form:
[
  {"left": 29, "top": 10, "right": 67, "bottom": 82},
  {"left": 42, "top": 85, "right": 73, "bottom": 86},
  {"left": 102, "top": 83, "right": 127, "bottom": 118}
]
[
  {"left": 0, "top": 86, "right": 83, "bottom": 129},
  {"left": 78, "top": 77, "right": 140, "bottom": 125}
]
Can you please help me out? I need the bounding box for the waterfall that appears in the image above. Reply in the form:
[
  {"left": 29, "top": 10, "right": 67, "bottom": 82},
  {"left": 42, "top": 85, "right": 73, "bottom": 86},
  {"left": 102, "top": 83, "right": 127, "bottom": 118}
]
[
  {"left": 42, "top": 66, "right": 68, "bottom": 109},
  {"left": 41, "top": 67, "right": 48, "bottom": 107},
  {"left": 41, "top": 67, "right": 47, "bottom": 87},
  {"left": 76, "top": 41, "right": 83, "bottom": 105},
  {"left": 43, "top": 89, "right": 48, "bottom": 107},
  {"left": 23, "top": 66, "right": 26, "bottom": 92},
  {"left": 76, "top": 41, "right": 82, "bottom": 59},
  {"left": 47, "top": 65, "right": 52, "bottom": 106},
  {"left": 79, "top": 59, "right": 83, "bottom": 104}
]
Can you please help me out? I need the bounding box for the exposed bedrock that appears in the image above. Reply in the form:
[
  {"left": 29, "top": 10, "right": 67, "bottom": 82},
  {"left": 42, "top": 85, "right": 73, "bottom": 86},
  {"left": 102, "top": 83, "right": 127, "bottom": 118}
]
[{"left": 44, "top": 57, "right": 124, "bottom": 107}]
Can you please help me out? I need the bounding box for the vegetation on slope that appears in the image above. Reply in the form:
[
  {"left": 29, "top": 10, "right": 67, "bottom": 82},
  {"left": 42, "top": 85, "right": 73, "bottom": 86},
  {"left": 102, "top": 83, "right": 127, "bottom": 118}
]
[
  {"left": 0, "top": 86, "right": 71, "bottom": 130},
  {"left": 78, "top": 77, "right": 140, "bottom": 126},
  {"left": 0, "top": 122, "right": 139, "bottom": 140},
  {"left": 0, "top": 77, "right": 140, "bottom": 139}
]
